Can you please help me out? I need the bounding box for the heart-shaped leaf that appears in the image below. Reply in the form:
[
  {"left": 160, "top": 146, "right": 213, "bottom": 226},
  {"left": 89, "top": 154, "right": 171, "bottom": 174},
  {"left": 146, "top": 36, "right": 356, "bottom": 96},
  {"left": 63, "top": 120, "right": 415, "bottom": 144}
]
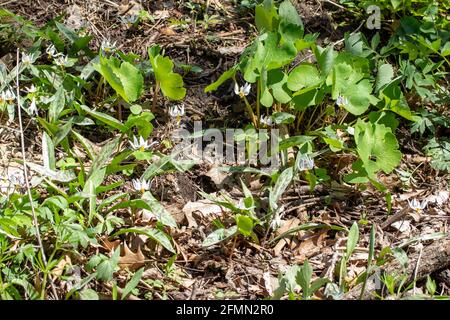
[{"left": 149, "top": 46, "right": 186, "bottom": 100}]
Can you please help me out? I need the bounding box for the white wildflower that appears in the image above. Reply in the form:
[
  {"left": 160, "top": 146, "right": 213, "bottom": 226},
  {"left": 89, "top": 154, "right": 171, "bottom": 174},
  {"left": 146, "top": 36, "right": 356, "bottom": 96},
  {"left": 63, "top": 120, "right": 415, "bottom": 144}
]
[
  {"left": 297, "top": 155, "right": 314, "bottom": 171},
  {"left": 132, "top": 178, "right": 150, "bottom": 194},
  {"left": 101, "top": 39, "right": 117, "bottom": 53},
  {"left": 21, "top": 52, "right": 33, "bottom": 65},
  {"left": 234, "top": 82, "right": 251, "bottom": 98},
  {"left": 408, "top": 198, "right": 427, "bottom": 214},
  {"left": 121, "top": 15, "right": 139, "bottom": 26},
  {"left": 347, "top": 126, "right": 355, "bottom": 135},
  {"left": 9, "top": 171, "right": 24, "bottom": 186},
  {"left": 54, "top": 54, "right": 68, "bottom": 67},
  {"left": 46, "top": 44, "right": 60, "bottom": 58},
  {"left": 28, "top": 97, "right": 38, "bottom": 115},
  {"left": 129, "top": 136, "right": 150, "bottom": 152},
  {"left": 2, "top": 89, "right": 15, "bottom": 104},
  {"left": 169, "top": 104, "right": 185, "bottom": 125},
  {"left": 26, "top": 85, "right": 37, "bottom": 94},
  {"left": 260, "top": 115, "right": 273, "bottom": 127},
  {"left": 336, "top": 95, "right": 349, "bottom": 107},
  {"left": 269, "top": 213, "right": 283, "bottom": 230}
]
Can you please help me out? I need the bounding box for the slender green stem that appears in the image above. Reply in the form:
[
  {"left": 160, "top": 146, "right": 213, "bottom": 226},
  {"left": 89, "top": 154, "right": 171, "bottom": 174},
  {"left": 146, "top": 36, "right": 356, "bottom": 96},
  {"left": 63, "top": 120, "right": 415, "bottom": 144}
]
[
  {"left": 296, "top": 108, "right": 306, "bottom": 133},
  {"left": 256, "top": 80, "right": 261, "bottom": 127},
  {"left": 243, "top": 96, "right": 257, "bottom": 127},
  {"left": 306, "top": 105, "right": 321, "bottom": 132}
]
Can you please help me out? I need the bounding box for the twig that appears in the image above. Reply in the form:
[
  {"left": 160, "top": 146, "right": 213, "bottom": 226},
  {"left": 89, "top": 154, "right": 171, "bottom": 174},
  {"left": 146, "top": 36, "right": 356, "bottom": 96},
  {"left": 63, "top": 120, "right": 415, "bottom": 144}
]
[
  {"left": 412, "top": 243, "right": 423, "bottom": 296},
  {"left": 15, "top": 49, "right": 59, "bottom": 300},
  {"left": 0, "top": 124, "right": 20, "bottom": 133},
  {"left": 321, "top": 0, "right": 345, "bottom": 10}
]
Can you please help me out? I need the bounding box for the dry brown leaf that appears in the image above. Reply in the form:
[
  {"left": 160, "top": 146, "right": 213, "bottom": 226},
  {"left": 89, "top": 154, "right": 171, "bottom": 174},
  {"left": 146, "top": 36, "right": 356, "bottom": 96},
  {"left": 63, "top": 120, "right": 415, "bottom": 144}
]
[
  {"left": 51, "top": 255, "right": 72, "bottom": 278},
  {"left": 98, "top": 236, "right": 121, "bottom": 252},
  {"left": 273, "top": 218, "right": 301, "bottom": 256},
  {"left": 205, "top": 165, "right": 230, "bottom": 188},
  {"left": 294, "top": 230, "right": 328, "bottom": 260},
  {"left": 182, "top": 200, "right": 223, "bottom": 228},
  {"left": 118, "top": 242, "right": 145, "bottom": 270},
  {"left": 160, "top": 27, "right": 176, "bottom": 36}
]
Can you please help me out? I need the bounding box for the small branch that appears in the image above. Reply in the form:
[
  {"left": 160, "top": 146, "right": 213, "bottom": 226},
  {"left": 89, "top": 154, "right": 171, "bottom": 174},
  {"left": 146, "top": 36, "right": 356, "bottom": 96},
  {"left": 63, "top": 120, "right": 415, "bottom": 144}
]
[
  {"left": 15, "top": 49, "right": 59, "bottom": 300},
  {"left": 151, "top": 81, "right": 160, "bottom": 113},
  {"left": 321, "top": 0, "right": 345, "bottom": 10}
]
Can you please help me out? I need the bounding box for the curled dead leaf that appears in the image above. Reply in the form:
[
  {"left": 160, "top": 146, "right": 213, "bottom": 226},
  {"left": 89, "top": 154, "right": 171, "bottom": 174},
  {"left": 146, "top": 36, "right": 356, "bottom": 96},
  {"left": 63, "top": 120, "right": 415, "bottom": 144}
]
[{"left": 118, "top": 242, "right": 145, "bottom": 271}]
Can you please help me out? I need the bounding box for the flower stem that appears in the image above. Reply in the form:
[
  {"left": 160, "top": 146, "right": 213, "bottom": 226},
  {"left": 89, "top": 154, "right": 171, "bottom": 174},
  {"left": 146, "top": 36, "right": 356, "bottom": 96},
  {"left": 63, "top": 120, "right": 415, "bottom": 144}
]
[
  {"left": 256, "top": 80, "right": 261, "bottom": 127},
  {"left": 243, "top": 96, "right": 257, "bottom": 127}
]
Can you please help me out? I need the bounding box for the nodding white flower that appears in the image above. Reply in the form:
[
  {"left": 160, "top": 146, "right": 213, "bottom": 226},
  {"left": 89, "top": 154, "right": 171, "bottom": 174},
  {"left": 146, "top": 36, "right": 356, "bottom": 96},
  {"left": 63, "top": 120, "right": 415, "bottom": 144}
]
[
  {"left": 26, "top": 85, "right": 37, "bottom": 94},
  {"left": 132, "top": 178, "right": 150, "bottom": 194},
  {"left": 270, "top": 213, "right": 283, "bottom": 230},
  {"left": 129, "top": 136, "right": 151, "bottom": 152},
  {"left": 234, "top": 82, "right": 251, "bottom": 98},
  {"left": 121, "top": 15, "right": 139, "bottom": 26},
  {"left": 54, "top": 54, "right": 68, "bottom": 67},
  {"left": 336, "top": 95, "right": 349, "bottom": 107},
  {"left": 1, "top": 89, "right": 15, "bottom": 104},
  {"left": 169, "top": 104, "right": 185, "bottom": 125},
  {"left": 408, "top": 198, "right": 427, "bottom": 214},
  {"left": 297, "top": 155, "right": 314, "bottom": 171},
  {"left": 347, "top": 126, "right": 355, "bottom": 135},
  {"left": 46, "top": 44, "right": 60, "bottom": 58},
  {"left": 22, "top": 52, "right": 33, "bottom": 65},
  {"left": 101, "top": 39, "right": 117, "bottom": 53},
  {"left": 28, "top": 97, "right": 38, "bottom": 115},
  {"left": 236, "top": 198, "right": 246, "bottom": 210},
  {"left": 259, "top": 115, "right": 273, "bottom": 127}
]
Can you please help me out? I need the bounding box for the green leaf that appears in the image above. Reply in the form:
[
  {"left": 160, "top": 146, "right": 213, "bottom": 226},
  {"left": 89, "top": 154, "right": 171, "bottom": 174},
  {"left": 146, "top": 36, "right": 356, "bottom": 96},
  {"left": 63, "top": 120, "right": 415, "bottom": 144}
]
[
  {"left": 244, "top": 32, "right": 297, "bottom": 81},
  {"left": 55, "top": 21, "right": 79, "bottom": 43},
  {"left": 202, "top": 226, "right": 238, "bottom": 247},
  {"left": 426, "top": 276, "right": 436, "bottom": 295},
  {"left": 314, "top": 45, "right": 335, "bottom": 77},
  {"left": 94, "top": 55, "right": 143, "bottom": 103},
  {"left": 141, "top": 191, "right": 177, "bottom": 228},
  {"left": 375, "top": 63, "right": 394, "bottom": 92},
  {"left": 278, "top": 135, "right": 315, "bottom": 151},
  {"left": 269, "top": 167, "right": 293, "bottom": 211},
  {"left": 279, "top": 0, "right": 303, "bottom": 27},
  {"left": 380, "top": 84, "right": 414, "bottom": 121},
  {"left": 149, "top": 46, "right": 186, "bottom": 100},
  {"left": 79, "top": 288, "right": 99, "bottom": 300},
  {"left": 54, "top": 119, "right": 73, "bottom": 146},
  {"left": 205, "top": 67, "right": 237, "bottom": 93},
  {"left": 121, "top": 268, "right": 144, "bottom": 299},
  {"left": 97, "top": 248, "right": 120, "bottom": 281},
  {"left": 236, "top": 214, "right": 254, "bottom": 237},
  {"left": 48, "top": 86, "right": 65, "bottom": 123},
  {"left": 255, "top": 0, "right": 278, "bottom": 32},
  {"left": 296, "top": 260, "right": 312, "bottom": 298},
  {"left": 346, "top": 222, "right": 359, "bottom": 260},
  {"left": 71, "top": 130, "right": 96, "bottom": 160},
  {"left": 343, "top": 79, "right": 374, "bottom": 115},
  {"left": 287, "top": 64, "right": 321, "bottom": 91},
  {"left": 130, "top": 104, "right": 142, "bottom": 115},
  {"left": 272, "top": 112, "right": 295, "bottom": 124},
  {"left": 79, "top": 104, "right": 127, "bottom": 132},
  {"left": 309, "top": 278, "right": 330, "bottom": 296},
  {"left": 392, "top": 247, "right": 408, "bottom": 269},
  {"left": 42, "top": 131, "right": 56, "bottom": 170},
  {"left": 89, "top": 137, "right": 120, "bottom": 177},
  {"left": 354, "top": 119, "right": 402, "bottom": 176},
  {"left": 114, "top": 227, "right": 175, "bottom": 253}
]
